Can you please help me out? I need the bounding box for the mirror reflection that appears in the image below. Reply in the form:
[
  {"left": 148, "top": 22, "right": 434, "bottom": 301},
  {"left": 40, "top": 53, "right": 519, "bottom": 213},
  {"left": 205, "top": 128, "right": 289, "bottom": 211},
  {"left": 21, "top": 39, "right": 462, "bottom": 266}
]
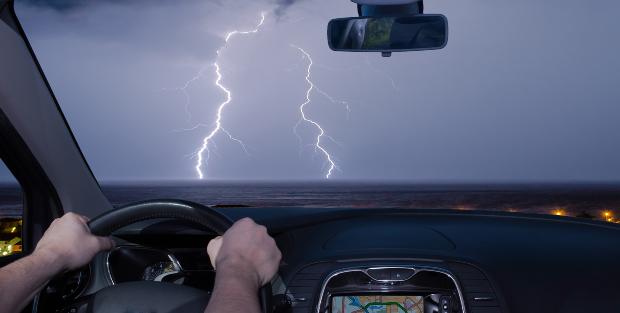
[{"left": 329, "top": 15, "right": 448, "bottom": 52}]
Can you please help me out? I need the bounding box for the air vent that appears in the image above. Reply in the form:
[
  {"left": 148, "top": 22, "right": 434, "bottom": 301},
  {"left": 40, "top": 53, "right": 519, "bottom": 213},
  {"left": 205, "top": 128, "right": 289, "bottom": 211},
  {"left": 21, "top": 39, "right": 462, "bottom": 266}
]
[
  {"left": 447, "top": 262, "right": 504, "bottom": 313},
  {"left": 286, "top": 263, "right": 334, "bottom": 313}
]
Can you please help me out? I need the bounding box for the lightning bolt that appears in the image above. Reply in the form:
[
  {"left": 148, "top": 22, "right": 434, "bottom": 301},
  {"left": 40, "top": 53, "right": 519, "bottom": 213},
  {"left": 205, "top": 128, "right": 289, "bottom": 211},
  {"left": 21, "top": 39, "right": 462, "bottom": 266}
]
[
  {"left": 189, "top": 12, "right": 266, "bottom": 179},
  {"left": 315, "top": 86, "right": 351, "bottom": 120},
  {"left": 292, "top": 45, "right": 338, "bottom": 179},
  {"left": 162, "top": 67, "right": 210, "bottom": 126}
]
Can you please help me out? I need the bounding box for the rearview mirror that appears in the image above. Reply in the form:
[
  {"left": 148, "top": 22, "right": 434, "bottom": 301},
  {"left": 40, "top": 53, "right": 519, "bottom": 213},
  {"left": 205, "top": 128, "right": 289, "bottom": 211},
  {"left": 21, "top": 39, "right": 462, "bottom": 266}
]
[{"left": 327, "top": 14, "right": 448, "bottom": 54}]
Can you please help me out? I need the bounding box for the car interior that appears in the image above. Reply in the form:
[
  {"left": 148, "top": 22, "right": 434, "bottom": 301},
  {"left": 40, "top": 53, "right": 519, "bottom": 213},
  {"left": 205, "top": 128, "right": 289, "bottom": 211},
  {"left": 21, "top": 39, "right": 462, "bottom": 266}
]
[{"left": 1, "top": 0, "right": 619, "bottom": 313}]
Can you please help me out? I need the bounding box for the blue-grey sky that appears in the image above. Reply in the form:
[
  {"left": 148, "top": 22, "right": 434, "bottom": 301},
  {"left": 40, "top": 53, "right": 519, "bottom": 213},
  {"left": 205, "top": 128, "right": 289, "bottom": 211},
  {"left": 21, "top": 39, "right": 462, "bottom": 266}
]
[{"left": 6, "top": 0, "right": 620, "bottom": 182}]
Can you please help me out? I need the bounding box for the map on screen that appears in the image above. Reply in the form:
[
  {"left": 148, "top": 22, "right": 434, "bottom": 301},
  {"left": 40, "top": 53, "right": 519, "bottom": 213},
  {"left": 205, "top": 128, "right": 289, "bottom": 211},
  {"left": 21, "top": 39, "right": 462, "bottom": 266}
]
[{"left": 331, "top": 295, "right": 424, "bottom": 313}]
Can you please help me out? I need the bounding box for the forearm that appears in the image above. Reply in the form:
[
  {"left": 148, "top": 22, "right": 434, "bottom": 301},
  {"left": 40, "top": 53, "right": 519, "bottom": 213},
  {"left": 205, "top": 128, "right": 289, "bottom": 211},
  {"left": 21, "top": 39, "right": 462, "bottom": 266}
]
[
  {"left": 204, "top": 266, "right": 261, "bottom": 313},
  {"left": 0, "top": 250, "right": 63, "bottom": 313}
]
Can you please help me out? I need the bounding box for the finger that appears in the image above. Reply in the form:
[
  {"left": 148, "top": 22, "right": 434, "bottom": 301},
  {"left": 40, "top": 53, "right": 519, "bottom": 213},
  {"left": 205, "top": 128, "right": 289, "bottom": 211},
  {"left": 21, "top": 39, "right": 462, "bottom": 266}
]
[
  {"left": 257, "top": 224, "right": 267, "bottom": 234},
  {"left": 74, "top": 214, "right": 90, "bottom": 228},
  {"left": 207, "top": 236, "right": 223, "bottom": 269},
  {"left": 78, "top": 215, "right": 93, "bottom": 234},
  {"left": 238, "top": 217, "right": 256, "bottom": 226},
  {"left": 66, "top": 212, "right": 91, "bottom": 234},
  {"left": 276, "top": 249, "right": 283, "bottom": 263},
  {"left": 93, "top": 236, "right": 115, "bottom": 251}
]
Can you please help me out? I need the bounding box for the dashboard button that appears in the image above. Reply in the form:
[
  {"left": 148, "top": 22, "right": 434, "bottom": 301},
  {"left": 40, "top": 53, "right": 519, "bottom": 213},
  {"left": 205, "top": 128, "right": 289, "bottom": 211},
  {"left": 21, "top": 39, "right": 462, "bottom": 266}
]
[
  {"left": 390, "top": 268, "right": 415, "bottom": 281},
  {"left": 440, "top": 296, "right": 451, "bottom": 313}
]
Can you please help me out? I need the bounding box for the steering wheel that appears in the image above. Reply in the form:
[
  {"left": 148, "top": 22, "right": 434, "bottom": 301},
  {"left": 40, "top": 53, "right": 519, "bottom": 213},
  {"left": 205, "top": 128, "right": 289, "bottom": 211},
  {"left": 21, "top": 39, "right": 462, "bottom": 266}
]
[{"left": 83, "top": 199, "right": 273, "bottom": 313}]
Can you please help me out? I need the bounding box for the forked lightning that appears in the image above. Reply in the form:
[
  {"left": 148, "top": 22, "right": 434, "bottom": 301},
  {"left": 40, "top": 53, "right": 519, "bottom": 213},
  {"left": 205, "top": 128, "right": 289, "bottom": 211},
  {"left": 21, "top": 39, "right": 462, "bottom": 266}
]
[
  {"left": 292, "top": 45, "right": 338, "bottom": 179},
  {"left": 191, "top": 12, "right": 267, "bottom": 179}
]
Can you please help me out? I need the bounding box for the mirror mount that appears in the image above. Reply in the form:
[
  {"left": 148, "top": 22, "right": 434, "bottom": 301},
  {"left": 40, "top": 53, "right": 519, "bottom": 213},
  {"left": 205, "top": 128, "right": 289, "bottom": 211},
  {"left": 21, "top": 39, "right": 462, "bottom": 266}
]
[{"left": 356, "top": 1, "right": 424, "bottom": 17}]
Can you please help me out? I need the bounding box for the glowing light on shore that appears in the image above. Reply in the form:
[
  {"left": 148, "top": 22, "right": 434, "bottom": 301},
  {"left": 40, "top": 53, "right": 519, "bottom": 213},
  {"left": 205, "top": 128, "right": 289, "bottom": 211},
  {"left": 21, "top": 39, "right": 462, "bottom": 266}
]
[
  {"left": 552, "top": 209, "right": 566, "bottom": 216},
  {"left": 455, "top": 206, "right": 472, "bottom": 211}
]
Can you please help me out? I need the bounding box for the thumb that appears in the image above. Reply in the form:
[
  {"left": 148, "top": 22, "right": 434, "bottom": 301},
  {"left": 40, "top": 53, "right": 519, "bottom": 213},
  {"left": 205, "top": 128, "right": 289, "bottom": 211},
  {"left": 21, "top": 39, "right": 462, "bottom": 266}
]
[{"left": 207, "top": 236, "right": 223, "bottom": 269}]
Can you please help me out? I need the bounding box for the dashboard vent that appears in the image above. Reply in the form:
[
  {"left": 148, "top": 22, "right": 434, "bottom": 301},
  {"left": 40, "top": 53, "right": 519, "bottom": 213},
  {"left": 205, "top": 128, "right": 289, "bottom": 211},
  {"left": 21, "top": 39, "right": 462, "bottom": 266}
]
[
  {"left": 447, "top": 262, "right": 504, "bottom": 313},
  {"left": 287, "top": 262, "right": 334, "bottom": 313}
]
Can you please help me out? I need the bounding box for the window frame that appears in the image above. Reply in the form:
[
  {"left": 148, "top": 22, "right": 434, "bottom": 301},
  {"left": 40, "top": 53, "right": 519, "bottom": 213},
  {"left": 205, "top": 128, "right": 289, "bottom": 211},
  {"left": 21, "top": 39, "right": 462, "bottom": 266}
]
[{"left": 0, "top": 106, "right": 62, "bottom": 261}]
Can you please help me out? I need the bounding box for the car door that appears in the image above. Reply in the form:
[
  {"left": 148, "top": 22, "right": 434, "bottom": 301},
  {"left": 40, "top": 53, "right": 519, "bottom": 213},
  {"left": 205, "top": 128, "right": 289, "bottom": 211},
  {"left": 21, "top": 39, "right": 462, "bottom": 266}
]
[{"left": 0, "top": 0, "right": 112, "bottom": 275}]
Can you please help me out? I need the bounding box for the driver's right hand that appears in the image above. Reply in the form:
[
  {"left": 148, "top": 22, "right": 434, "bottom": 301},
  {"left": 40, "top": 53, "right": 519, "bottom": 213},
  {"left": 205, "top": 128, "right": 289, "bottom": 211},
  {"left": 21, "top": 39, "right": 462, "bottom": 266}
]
[{"left": 207, "top": 218, "right": 281, "bottom": 288}]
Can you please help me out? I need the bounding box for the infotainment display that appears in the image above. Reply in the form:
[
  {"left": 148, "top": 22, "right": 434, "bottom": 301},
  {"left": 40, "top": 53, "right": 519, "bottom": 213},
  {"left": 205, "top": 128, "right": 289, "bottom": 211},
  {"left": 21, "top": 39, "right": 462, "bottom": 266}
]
[{"left": 331, "top": 295, "right": 424, "bottom": 313}]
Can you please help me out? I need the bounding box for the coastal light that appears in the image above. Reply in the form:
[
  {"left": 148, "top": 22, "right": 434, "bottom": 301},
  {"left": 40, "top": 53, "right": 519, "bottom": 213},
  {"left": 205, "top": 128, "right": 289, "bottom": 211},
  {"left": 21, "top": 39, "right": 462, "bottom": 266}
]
[{"left": 552, "top": 209, "right": 566, "bottom": 216}]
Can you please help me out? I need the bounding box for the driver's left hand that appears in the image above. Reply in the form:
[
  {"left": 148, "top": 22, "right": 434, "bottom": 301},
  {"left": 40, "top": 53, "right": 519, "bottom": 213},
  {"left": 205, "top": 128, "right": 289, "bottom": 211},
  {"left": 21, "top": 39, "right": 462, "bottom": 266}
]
[{"left": 34, "top": 212, "right": 114, "bottom": 272}]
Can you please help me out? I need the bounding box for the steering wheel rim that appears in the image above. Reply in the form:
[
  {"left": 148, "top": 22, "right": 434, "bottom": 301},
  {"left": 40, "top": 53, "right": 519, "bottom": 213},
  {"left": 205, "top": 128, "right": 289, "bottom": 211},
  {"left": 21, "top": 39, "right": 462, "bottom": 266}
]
[
  {"left": 85, "top": 199, "right": 272, "bottom": 313},
  {"left": 88, "top": 199, "right": 232, "bottom": 236}
]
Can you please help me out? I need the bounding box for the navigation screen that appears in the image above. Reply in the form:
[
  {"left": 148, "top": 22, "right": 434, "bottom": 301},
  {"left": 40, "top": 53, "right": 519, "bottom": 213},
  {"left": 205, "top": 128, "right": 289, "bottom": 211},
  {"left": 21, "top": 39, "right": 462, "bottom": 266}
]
[{"left": 331, "top": 295, "right": 424, "bottom": 313}]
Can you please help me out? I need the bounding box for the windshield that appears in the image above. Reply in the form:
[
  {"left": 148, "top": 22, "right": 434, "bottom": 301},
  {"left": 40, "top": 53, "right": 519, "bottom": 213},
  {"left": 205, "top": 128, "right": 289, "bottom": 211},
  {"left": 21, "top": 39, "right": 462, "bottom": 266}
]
[{"left": 12, "top": 0, "right": 620, "bottom": 221}]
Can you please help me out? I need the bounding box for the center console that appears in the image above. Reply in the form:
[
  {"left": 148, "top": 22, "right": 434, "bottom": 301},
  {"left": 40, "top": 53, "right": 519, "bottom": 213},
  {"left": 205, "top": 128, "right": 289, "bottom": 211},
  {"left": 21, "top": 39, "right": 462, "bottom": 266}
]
[{"left": 316, "top": 266, "right": 466, "bottom": 313}]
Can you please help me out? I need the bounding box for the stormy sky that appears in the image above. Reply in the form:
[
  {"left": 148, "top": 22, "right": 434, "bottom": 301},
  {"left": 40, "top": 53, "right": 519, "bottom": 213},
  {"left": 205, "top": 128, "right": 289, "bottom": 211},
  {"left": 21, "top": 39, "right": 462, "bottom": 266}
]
[{"left": 4, "top": 0, "right": 620, "bottom": 182}]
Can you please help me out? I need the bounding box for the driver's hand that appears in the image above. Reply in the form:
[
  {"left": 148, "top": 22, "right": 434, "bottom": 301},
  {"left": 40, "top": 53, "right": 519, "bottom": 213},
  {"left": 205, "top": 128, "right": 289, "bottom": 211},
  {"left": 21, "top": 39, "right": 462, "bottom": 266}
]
[
  {"left": 207, "top": 218, "right": 281, "bottom": 288},
  {"left": 34, "top": 212, "right": 114, "bottom": 272}
]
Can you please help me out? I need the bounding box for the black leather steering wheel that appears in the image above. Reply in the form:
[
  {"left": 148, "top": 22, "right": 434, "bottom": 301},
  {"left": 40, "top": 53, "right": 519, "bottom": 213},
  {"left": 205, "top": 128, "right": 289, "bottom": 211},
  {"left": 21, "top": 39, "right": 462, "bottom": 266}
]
[{"left": 85, "top": 199, "right": 272, "bottom": 313}]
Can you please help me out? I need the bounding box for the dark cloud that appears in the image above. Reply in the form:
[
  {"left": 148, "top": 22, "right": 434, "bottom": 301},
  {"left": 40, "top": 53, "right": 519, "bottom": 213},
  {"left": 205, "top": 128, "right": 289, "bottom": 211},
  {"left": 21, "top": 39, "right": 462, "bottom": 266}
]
[
  {"left": 19, "top": 0, "right": 305, "bottom": 16},
  {"left": 18, "top": 0, "right": 132, "bottom": 11},
  {"left": 17, "top": 0, "right": 198, "bottom": 10},
  {"left": 16, "top": 0, "right": 223, "bottom": 62},
  {"left": 17, "top": 0, "right": 80, "bottom": 10}
]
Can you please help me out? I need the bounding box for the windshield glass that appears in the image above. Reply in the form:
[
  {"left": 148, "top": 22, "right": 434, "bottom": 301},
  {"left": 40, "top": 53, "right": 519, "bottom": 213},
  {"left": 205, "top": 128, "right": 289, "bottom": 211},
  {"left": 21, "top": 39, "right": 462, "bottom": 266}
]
[{"left": 13, "top": 0, "right": 620, "bottom": 221}]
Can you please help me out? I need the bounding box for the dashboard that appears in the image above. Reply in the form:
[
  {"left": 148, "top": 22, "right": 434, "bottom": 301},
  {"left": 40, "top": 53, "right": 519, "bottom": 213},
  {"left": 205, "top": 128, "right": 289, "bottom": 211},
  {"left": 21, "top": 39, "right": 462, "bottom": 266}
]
[{"left": 38, "top": 207, "right": 620, "bottom": 313}]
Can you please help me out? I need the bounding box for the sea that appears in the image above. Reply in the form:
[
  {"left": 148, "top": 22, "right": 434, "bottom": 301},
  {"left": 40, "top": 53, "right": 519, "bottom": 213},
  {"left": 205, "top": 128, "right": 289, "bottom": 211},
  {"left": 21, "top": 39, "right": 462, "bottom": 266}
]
[{"left": 1, "top": 182, "right": 620, "bottom": 221}]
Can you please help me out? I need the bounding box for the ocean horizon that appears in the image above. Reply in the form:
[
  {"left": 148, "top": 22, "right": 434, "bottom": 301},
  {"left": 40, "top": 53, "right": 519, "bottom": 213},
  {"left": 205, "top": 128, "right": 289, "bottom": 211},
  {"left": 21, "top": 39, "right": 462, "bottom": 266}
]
[{"left": 3, "top": 181, "right": 620, "bottom": 220}]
